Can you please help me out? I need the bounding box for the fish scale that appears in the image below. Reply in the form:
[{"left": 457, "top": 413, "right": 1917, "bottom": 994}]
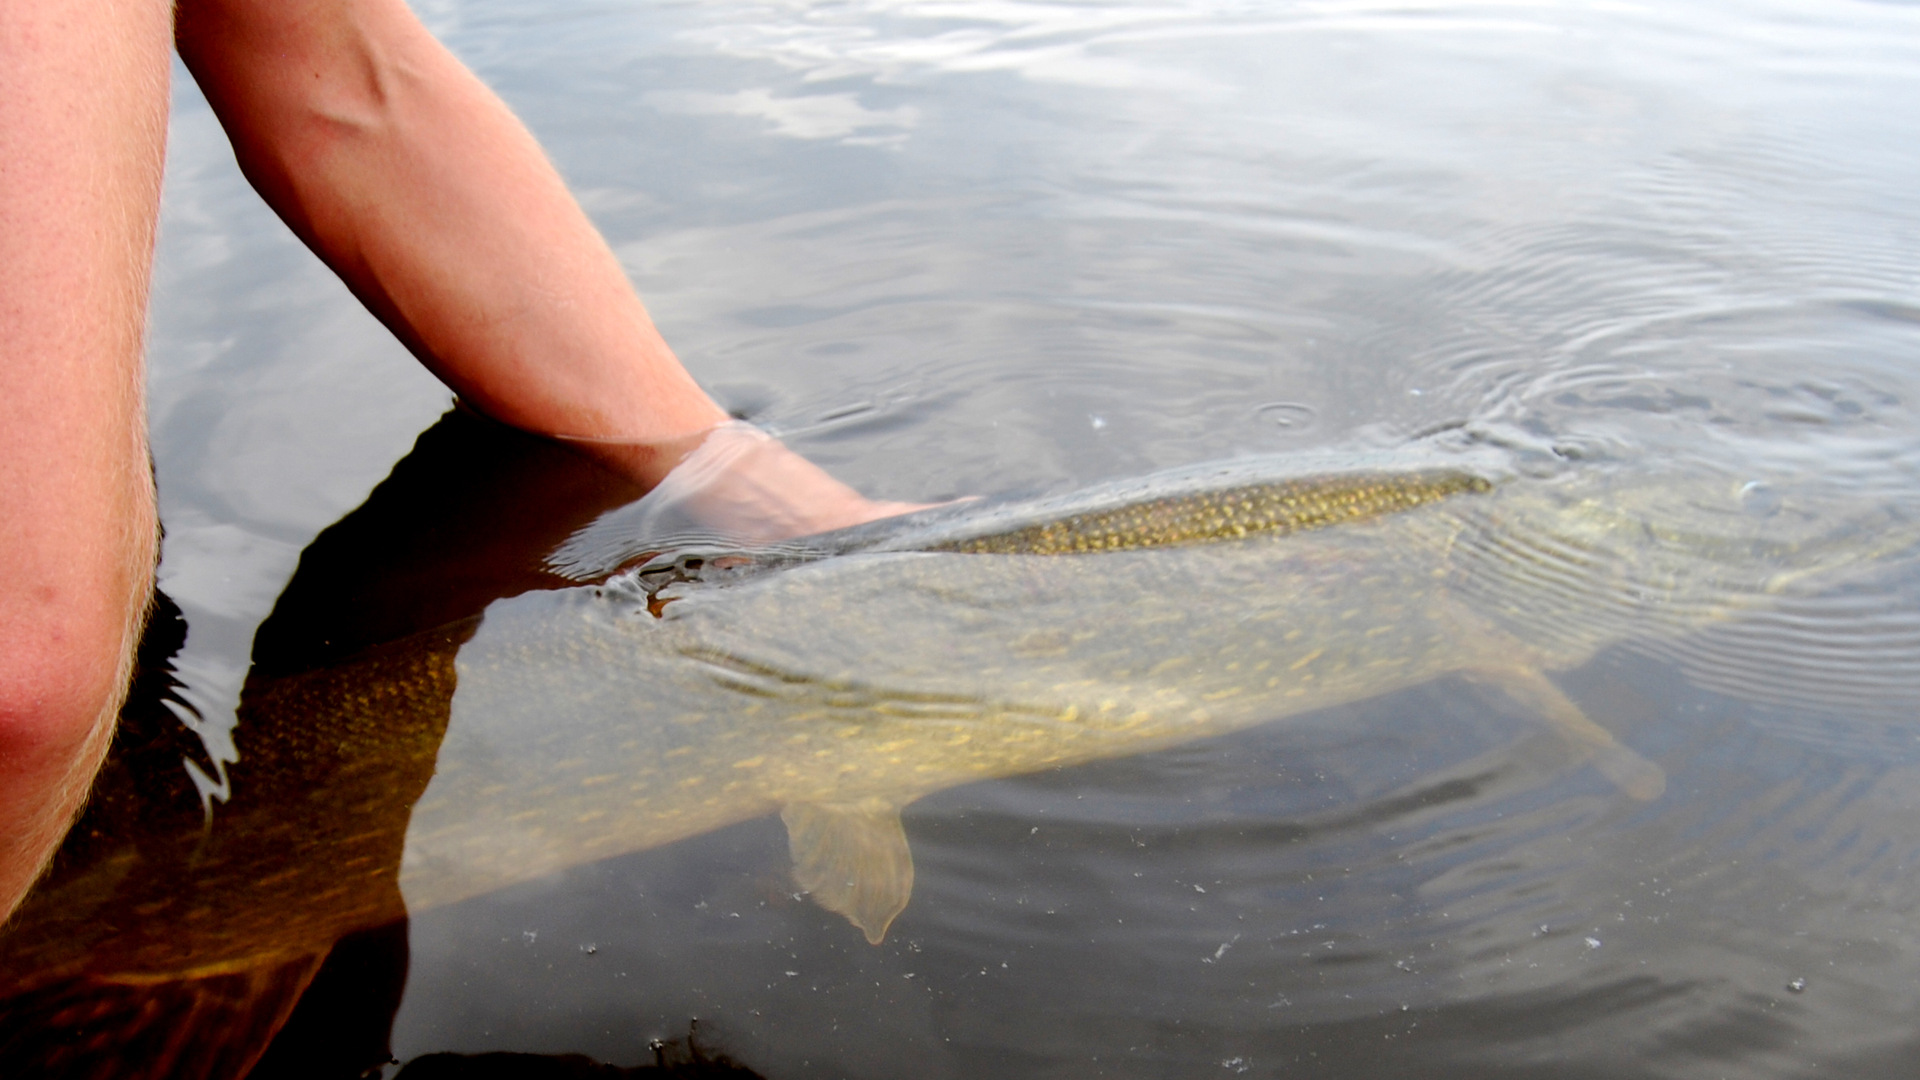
[
  {"left": 926, "top": 471, "right": 1494, "bottom": 555},
  {"left": 5, "top": 446, "right": 1914, "bottom": 1005},
  {"left": 410, "top": 454, "right": 1918, "bottom": 944}
]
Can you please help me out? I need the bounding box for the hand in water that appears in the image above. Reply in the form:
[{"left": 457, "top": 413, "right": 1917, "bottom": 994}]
[{"left": 564, "top": 421, "right": 937, "bottom": 549}]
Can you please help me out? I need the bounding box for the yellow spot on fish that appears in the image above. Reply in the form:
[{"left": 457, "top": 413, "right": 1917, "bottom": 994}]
[
  {"left": 1289, "top": 648, "right": 1325, "bottom": 671},
  {"left": 732, "top": 756, "right": 767, "bottom": 769}
]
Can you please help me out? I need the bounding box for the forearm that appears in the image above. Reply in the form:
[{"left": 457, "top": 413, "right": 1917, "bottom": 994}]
[
  {"left": 174, "top": 0, "right": 728, "bottom": 472},
  {"left": 177, "top": 0, "right": 929, "bottom": 538},
  {"left": 0, "top": 0, "right": 167, "bottom": 918}
]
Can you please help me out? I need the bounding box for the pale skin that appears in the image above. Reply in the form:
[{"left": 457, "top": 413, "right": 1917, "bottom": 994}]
[{"left": 1, "top": 0, "right": 918, "bottom": 920}]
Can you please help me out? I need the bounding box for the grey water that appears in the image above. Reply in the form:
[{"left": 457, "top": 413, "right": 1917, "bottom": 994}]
[{"left": 128, "top": 0, "right": 1920, "bottom": 1075}]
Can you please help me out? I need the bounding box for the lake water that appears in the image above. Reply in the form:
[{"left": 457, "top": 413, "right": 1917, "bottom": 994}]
[{"left": 6, "top": 0, "right": 1920, "bottom": 1076}]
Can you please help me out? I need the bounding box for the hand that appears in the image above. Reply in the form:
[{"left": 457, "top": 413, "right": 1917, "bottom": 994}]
[{"left": 565, "top": 421, "right": 934, "bottom": 549}]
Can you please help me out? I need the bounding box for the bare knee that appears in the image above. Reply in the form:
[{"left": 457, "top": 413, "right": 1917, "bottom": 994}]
[{"left": 0, "top": 560, "right": 154, "bottom": 921}]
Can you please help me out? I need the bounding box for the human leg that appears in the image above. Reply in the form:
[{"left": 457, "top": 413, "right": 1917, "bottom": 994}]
[{"left": 0, "top": 0, "right": 170, "bottom": 919}]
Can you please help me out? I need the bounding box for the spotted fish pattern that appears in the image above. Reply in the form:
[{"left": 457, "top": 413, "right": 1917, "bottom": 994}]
[{"left": 927, "top": 470, "right": 1493, "bottom": 555}]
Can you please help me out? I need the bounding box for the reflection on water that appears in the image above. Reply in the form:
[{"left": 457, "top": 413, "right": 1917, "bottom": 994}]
[
  {"left": 7, "top": 0, "right": 1920, "bottom": 1075},
  {"left": 7, "top": 415, "right": 1919, "bottom": 1076},
  {"left": 0, "top": 413, "right": 624, "bottom": 1074}
]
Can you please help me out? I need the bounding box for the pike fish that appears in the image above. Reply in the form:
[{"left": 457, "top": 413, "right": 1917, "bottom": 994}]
[
  {"left": 6, "top": 436, "right": 1915, "bottom": 1049},
  {"left": 399, "top": 443, "right": 1920, "bottom": 944}
]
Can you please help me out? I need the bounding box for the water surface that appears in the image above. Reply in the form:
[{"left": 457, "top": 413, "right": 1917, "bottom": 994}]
[{"left": 14, "top": 0, "right": 1920, "bottom": 1076}]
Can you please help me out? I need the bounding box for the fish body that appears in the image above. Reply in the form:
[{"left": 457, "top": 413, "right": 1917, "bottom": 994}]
[
  {"left": 4, "top": 441, "right": 1913, "bottom": 1001},
  {"left": 921, "top": 468, "right": 1491, "bottom": 554},
  {"left": 402, "top": 448, "right": 1919, "bottom": 941}
]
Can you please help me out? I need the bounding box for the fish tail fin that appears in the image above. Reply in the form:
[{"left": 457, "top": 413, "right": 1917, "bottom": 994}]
[{"left": 781, "top": 798, "right": 914, "bottom": 944}]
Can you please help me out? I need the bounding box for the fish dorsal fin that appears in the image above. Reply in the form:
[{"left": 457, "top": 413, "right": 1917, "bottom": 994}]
[{"left": 781, "top": 799, "right": 914, "bottom": 944}]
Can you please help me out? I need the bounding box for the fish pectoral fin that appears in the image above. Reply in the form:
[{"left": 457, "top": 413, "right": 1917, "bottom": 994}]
[
  {"left": 782, "top": 798, "right": 914, "bottom": 945},
  {"left": 1461, "top": 665, "right": 1666, "bottom": 802}
]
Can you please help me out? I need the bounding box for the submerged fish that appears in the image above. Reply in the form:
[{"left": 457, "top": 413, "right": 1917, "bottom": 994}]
[
  {"left": 919, "top": 468, "right": 1491, "bottom": 554},
  {"left": 400, "top": 446, "right": 1920, "bottom": 943},
  {"left": 4, "top": 436, "right": 1914, "bottom": 1058}
]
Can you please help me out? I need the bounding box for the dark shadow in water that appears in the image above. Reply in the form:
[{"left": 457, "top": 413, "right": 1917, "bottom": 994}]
[
  {"left": 0, "top": 409, "right": 720, "bottom": 1079},
  {"left": 397, "top": 1025, "right": 765, "bottom": 1079},
  {"left": 247, "top": 406, "right": 647, "bottom": 680},
  {"left": 247, "top": 921, "right": 412, "bottom": 1079}
]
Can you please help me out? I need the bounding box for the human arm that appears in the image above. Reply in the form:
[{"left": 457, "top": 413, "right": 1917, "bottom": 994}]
[{"left": 172, "top": 0, "right": 919, "bottom": 537}]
